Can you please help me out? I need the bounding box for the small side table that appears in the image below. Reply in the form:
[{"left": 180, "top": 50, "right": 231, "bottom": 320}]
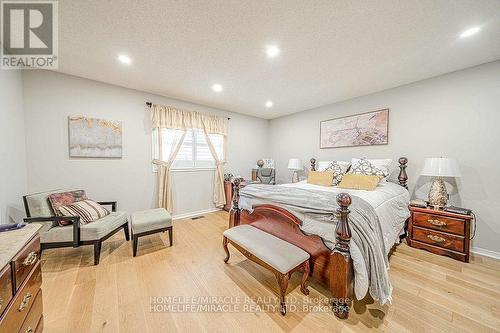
[
  {"left": 408, "top": 206, "right": 473, "bottom": 262},
  {"left": 223, "top": 181, "right": 233, "bottom": 212}
]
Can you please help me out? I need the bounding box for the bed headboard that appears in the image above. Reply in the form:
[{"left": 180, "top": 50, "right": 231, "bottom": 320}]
[{"left": 310, "top": 157, "right": 408, "bottom": 189}]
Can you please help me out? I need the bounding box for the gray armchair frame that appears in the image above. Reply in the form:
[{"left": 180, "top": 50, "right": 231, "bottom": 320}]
[{"left": 22, "top": 198, "right": 128, "bottom": 265}]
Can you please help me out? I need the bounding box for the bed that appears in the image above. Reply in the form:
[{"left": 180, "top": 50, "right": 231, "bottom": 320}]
[{"left": 228, "top": 157, "right": 409, "bottom": 318}]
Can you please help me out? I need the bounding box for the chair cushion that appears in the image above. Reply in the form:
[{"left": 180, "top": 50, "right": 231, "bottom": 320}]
[
  {"left": 59, "top": 199, "right": 109, "bottom": 224},
  {"left": 25, "top": 189, "right": 64, "bottom": 218},
  {"left": 39, "top": 212, "right": 128, "bottom": 243},
  {"left": 131, "top": 208, "right": 172, "bottom": 234},
  {"left": 223, "top": 225, "right": 310, "bottom": 274}
]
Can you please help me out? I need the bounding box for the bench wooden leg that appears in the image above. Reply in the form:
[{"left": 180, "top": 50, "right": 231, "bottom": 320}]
[
  {"left": 300, "top": 260, "right": 310, "bottom": 296},
  {"left": 223, "top": 236, "right": 230, "bottom": 263},
  {"left": 276, "top": 272, "right": 290, "bottom": 316}
]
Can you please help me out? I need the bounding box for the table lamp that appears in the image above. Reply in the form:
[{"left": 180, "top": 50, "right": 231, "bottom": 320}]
[
  {"left": 421, "top": 157, "right": 461, "bottom": 208},
  {"left": 288, "top": 158, "right": 301, "bottom": 183}
]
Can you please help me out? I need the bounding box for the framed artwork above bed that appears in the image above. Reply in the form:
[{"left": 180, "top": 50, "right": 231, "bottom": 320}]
[{"left": 320, "top": 108, "right": 389, "bottom": 148}]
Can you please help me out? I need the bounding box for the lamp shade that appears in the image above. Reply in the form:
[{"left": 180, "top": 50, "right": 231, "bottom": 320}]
[
  {"left": 421, "top": 157, "right": 461, "bottom": 177},
  {"left": 288, "top": 158, "right": 301, "bottom": 170}
]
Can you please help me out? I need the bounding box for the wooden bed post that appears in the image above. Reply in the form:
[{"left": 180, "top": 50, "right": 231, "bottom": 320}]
[
  {"left": 398, "top": 157, "right": 408, "bottom": 189},
  {"left": 330, "top": 192, "right": 353, "bottom": 319},
  {"left": 310, "top": 158, "right": 316, "bottom": 171},
  {"left": 229, "top": 177, "right": 244, "bottom": 228}
]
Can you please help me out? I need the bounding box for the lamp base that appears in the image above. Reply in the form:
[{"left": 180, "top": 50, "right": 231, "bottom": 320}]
[
  {"left": 291, "top": 171, "right": 299, "bottom": 183},
  {"left": 428, "top": 178, "right": 448, "bottom": 209}
]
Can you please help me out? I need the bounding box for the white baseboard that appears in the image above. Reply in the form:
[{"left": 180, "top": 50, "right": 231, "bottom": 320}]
[
  {"left": 172, "top": 208, "right": 221, "bottom": 220},
  {"left": 471, "top": 247, "right": 500, "bottom": 260}
]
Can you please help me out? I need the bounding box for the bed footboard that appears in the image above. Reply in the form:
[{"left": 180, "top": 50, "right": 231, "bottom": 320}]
[{"left": 228, "top": 177, "right": 355, "bottom": 318}]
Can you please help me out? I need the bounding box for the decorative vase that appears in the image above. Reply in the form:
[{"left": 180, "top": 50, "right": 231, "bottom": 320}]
[{"left": 428, "top": 177, "right": 448, "bottom": 208}]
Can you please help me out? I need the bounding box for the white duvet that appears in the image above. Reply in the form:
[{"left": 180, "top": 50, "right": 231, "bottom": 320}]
[{"left": 278, "top": 180, "right": 410, "bottom": 301}]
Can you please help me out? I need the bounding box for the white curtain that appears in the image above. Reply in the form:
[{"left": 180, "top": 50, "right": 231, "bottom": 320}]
[
  {"left": 151, "top": 104, "right": 228, "bottom": 210},
  {"left": 151, "top": 105, "right": 228, "bottom": 135},
  {"left": 202, "top": 124, "right": 226, "bottom": 208},
  {"left": 152, "top": 129, "right": 186, "bottom": 212}
]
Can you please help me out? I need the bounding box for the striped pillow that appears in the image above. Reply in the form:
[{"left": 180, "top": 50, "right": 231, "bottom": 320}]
[{"left": 58, "top": 199, "right": 110, "bottom": 224}]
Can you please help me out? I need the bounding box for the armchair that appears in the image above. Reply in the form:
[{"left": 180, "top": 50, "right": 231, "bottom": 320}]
[
  {"left": 23, "top": 190, "right": 129, "bottom": 265},
  {"left": 254, "top": 168, "right": 276, "bottom": 185}
]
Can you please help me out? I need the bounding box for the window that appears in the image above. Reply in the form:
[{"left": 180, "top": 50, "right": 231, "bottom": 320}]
[{"left": 152, "top": 128, "right": 224, "bottom": 170}]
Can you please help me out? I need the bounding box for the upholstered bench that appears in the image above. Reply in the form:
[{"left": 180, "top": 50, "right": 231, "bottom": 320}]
[
  {"left": 223, "top": 225, "right": 310, "bottom": 315},
  {"left": 131, "top": 208, "right": 173, "bottom": 256}
]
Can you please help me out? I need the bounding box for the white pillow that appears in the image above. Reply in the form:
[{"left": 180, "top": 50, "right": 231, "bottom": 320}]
[{"left": 350, "top": 158, "right": 393, "bottom": 179}]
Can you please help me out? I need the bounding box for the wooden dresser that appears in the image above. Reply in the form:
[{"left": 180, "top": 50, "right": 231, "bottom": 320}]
[
  {"left": 408, "top": 206, "right": 472, "bottom": 262},
  {"left": 0, "top": 224, "right": 44, "bottom": 333}
]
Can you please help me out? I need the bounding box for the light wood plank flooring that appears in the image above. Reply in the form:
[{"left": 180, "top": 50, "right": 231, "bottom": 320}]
[{"left": 40, "top": 211, "right": 500, "bottom": 333}]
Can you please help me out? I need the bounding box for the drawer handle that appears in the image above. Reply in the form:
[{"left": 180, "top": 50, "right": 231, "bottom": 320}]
[
  {"left": 18, "top": 292, "right": 32, "bottom": 311},
  {"left": 427, "top": 235, "right": 446, "bottom": 243},
  {"left": 23, "top": 251, "right": 38, "bottom": 266},
  {"left": 25, "top": 327, "right": 34, "bottom": 333},
  {"left": 428, "top": 219, "right": 447, "bottom": 227}
]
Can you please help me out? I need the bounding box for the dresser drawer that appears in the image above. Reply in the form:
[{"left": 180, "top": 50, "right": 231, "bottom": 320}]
[
  {"left": 0, "top": 261, "right": 42, "bottom": 333},
  {"left": 18, "top": 289, "right": 43, "bottom": 333},
  {"left": 413, "top": 227, "right": 464, "bottom": 252},
  {"left": 0, "top": 264, "right": 13, "bottom": 317},
  {"left": 413, "top": 212, "right": 465, "bottom": 236},
  {"left": 35, "top": 315, "right": 43, "bottom": 333},
  {"left": 12, "top": 235, "right": 41, "bottom": 291}
]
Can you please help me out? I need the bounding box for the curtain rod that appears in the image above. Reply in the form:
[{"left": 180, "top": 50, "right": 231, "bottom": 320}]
[{"left": 146, "top": 102, "right": 230, "bottom": 120}]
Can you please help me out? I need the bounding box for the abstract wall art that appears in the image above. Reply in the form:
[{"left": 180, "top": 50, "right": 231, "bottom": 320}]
[
  {"left": 320, "top": 109, "right": 389, "bottom": 148},
  {"left": 68, "top": 116, "right": 123, "bottom": 158}
]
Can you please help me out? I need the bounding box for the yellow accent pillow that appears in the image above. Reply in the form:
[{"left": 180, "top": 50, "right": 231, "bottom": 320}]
[
  {"left": 338, "top": 174, "right": 380, "bottom": 191},
  {"left": 307, "top": 171, "right": 335, "bottom": 186}
]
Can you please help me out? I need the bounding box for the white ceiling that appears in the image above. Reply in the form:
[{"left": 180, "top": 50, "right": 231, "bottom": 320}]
[{"left": 57, "top": 0, "right": 500, "bottom": 119}]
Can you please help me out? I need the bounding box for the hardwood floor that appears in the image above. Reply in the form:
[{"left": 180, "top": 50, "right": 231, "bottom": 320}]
[{"left": 40, "top": 211, "right": 500, "bottom": 333}]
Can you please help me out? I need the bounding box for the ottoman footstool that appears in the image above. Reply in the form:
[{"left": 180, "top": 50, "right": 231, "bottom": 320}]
[{"left": 131, "top": 208, "right": 173, "bottom": 256}]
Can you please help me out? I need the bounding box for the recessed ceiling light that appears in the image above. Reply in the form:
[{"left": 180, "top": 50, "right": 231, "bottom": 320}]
[
  {"left": 265, "top": 45, "right": 280, "bottom": 58},
  {"left": 117, "top": 54, "right": 132, "bottom": 65},
  {"left": 265, "top": 101, "right": 273, "bottom": 108},
  {"left": 459, "top": 26, "right": 481, "bottom": 38},
  {"left": 212, "top": 83, "right": 223, "bottom": 93}
]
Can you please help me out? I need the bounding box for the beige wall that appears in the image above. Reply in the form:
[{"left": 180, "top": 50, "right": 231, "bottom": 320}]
[
  {"left": 22, "top": 70, "right": 269, "bottom": 217},
  {"left": 0, "top": 70, "right": 28, "bottom": 223},
  {"left": 268, "top": 61, "right": 500, "bottom": 256}
]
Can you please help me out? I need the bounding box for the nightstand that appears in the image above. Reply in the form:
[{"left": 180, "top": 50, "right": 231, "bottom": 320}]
[{"left": 408, "top": 206, "right": 473, "bottom": 262}]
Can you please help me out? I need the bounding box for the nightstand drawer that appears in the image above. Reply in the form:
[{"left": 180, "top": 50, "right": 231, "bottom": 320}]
[
  {"left": 413, "top": 212, "right": 465, "bottom": 235},
  {"left": 412, "top": 227, "right": 464, "bottom": 252}
]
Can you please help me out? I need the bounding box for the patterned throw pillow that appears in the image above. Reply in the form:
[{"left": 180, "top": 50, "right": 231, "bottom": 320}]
[
  {"left": 350, "top": 158, "right": 390, "bottom": 178},
  {"left": 58, "top": 199, "right": 110, "bottom": 224},
  {"left": 322, "top": 162, "right": 344, "bottom": 186},
  {"left": 48, "top": 190, "right": 87, "bottom": 226},
  {"left": 318, "top": 161, "right": 350, "bottom": 186}
]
